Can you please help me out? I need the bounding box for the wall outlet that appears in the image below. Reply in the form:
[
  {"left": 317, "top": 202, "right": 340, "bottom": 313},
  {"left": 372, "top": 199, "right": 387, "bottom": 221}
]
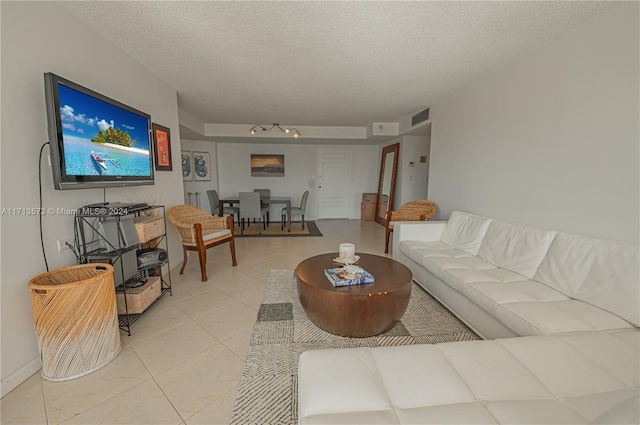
[{"left": 57, "top": 236, "right": 74, "bottom": 252}]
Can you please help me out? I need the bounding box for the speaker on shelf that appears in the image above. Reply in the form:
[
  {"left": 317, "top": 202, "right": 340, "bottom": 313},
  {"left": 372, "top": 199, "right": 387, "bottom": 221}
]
[{"left": 137, "top": 248, "right": 168, "bottom": 269}]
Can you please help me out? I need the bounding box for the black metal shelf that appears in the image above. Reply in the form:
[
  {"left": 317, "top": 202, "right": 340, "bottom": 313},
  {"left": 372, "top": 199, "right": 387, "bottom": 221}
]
[{"left": 74, "top": 205, "right": 172, "bottom": 336}]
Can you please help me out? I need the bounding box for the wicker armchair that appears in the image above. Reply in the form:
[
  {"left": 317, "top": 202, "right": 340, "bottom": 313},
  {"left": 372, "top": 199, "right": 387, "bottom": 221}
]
[
  {"left": 385, "top": 200, "right": 437, "bottom": 253},
  {"left": 167, "top": 205, "right": 237, "bottom": 282}
]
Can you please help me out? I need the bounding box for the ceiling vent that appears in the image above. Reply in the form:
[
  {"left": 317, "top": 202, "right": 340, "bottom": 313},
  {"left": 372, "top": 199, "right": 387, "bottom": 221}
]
[{"left": 411, "top": 108, "right": 430, "bottom": 127}]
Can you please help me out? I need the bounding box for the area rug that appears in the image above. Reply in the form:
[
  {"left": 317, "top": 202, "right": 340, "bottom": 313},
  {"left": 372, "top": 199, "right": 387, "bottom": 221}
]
[
  {"left": 235, "top": 220, "right": 322, "bottom": 237},
  {"left": 230, "top": 269, "right": 480, "bottom": 424}
]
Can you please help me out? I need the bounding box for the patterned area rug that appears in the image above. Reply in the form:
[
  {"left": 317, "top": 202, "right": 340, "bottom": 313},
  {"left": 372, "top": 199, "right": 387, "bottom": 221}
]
[
  {"left": 230, "top": 269, "right": 480, "bottom": 424},
  {"left": 235, "top": 220, "right": 322, "bottom": 237}
]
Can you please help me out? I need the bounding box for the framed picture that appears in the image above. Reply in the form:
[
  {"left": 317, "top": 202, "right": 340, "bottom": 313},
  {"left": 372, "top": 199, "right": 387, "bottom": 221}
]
[
  {"left": 192, "top": 151, "right": 211, "bottom": 181},
  {"left": 181, "top": 151, "right": 193, "bottom": 181},
  {"left": 251, "top": 154, "right": 285, "bottom": 177},
  {"left": 152, "top": 123, "right": 173, "bottom": 171}
]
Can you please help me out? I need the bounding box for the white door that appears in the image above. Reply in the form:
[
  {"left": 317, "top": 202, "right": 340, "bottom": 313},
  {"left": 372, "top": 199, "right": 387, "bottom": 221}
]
[{"left": 317, "top": 148, "right": 350, "bottom": 218}]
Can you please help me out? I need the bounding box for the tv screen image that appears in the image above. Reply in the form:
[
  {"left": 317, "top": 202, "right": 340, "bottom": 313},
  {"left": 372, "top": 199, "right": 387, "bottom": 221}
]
[{"left": 44, "top": 73, "right": 154, "bottom": 190}]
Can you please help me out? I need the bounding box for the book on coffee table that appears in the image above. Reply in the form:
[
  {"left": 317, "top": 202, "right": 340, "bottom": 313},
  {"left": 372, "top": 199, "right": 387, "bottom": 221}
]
[{"left": 324, "top": 265, "right": 375, "bottom": 287}]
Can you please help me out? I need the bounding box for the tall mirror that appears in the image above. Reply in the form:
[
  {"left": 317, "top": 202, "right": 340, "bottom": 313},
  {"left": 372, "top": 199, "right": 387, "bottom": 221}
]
[{"left": 375, "top": 143, "right": 400, "bottom": 226}]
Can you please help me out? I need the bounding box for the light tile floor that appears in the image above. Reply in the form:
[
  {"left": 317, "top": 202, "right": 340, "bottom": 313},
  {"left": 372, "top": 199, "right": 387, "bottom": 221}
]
[{"left": 1, "top": 219, "right": 391, "bottom": 425}]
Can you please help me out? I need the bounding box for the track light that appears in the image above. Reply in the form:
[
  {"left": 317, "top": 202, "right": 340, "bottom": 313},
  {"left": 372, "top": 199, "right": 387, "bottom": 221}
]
[{"left": 249, "top": 123, "right": 301, "bottom": 138}]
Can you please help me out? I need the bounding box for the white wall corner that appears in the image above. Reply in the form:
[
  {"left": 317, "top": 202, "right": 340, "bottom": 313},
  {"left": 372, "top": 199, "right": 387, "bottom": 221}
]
[{"left": 178, "top": 108, "right": 205, "bottom": 135}]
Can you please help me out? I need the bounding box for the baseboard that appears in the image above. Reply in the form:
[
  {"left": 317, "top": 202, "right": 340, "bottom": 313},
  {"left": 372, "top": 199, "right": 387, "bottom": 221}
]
[{"left": 1, "top": 358, "right": 41, "bottom": 398}]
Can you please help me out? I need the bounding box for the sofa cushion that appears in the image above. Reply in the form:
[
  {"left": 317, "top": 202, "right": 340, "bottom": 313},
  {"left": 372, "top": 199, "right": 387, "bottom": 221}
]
[
  {"left": 440, "top": 211, "right": 493, "bottom": 255},
  {"left": 497, "top": 333, "right": 638, "bottom": 397},
  {"left": 534, "top": 232, "right": 640, "bottom": 327},
  {"left": 399, "top": 240, "right": 453, "bottom": 263},
  {"left": 298, "top": 347, "right": 399, "bottom": 424},
  {"left": 464, "top": 280, "right": 569, "bottom": 317},
  {"left": 298, "top": 331, "right": 640, "bottom": 424},
  {"left": 394, "top": 402, "right": 497, "bottom": 424},
  {"left": 399, "top": 240, "right": 481, "bottom": 278},
  {"left": 399, "top": 240, "right": 451, "bottom": 251},
  {"left": 441, "top": 265, "right": 636, "bottom": 335},
  {"left": 494, "top": 300, "right": 635, "bottom": 336},
  {"left": 477, "top": 220, "right": 557, "bottom": 279},
  {"left": 422, "top": 256, "right": 496, "bottom": 279},
  {"left": 440, "top": 268, "right": 528, "bottom": 294}
]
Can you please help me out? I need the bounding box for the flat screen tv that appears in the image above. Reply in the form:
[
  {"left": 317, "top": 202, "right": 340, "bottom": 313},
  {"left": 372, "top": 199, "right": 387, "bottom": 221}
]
[{"left": 44, "top": 73, "right": 154, "bottom": 190}]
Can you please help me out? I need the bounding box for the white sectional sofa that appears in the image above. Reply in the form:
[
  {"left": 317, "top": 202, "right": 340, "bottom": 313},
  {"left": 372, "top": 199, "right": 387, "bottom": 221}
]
[
  {"left": 392, "top": 211, "right": 639, "bottom": 340},
  {"left": 298, "top": 212, "right": 639, "bottom": 424}
]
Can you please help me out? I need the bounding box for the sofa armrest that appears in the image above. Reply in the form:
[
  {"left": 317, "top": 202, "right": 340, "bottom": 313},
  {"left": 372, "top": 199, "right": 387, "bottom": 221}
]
[{"left": 393, "top": 221, "right": 447, "bottom": 247}]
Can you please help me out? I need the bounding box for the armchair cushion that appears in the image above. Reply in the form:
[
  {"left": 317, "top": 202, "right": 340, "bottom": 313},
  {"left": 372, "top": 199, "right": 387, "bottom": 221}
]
[{"left": 202, "top": 228, "right": 232, "bottom": 243}]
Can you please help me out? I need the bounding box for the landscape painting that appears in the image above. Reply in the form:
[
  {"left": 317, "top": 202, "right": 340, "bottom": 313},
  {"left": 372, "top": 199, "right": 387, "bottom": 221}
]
[
  {"left": 251, "top": 154, "right": 285, "bottom": 177},
  {"left": 58, "top": 84, "right": 151, "bottom": 176}
]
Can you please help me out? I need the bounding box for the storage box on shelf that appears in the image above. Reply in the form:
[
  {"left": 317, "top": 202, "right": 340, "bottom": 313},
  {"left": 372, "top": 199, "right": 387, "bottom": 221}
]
[
  {"left": 134, "top": 215, "right": 165, "bottom": 244},
  {"left": 74, "top": 204, "right": 172, "bottom": 335},
  {"left": 116, "top": 276, "right": 161, "bottom": 314}
]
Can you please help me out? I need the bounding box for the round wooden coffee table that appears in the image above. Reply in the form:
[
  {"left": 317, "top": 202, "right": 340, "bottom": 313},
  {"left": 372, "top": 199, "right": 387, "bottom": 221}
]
[{"left": 296, "top": 253, "right": 413, "bottom": 337}]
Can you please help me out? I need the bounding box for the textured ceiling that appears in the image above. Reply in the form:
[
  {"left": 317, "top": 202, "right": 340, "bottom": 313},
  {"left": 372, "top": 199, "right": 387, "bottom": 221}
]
[{"left": 61, "top": 1, "right": 614, "bottom": 135}]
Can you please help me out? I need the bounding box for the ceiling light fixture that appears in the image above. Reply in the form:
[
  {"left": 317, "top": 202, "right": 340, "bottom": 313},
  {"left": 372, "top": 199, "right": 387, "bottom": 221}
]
[{"left": 249, "top": 123, "right": 301, "bottom": 138}]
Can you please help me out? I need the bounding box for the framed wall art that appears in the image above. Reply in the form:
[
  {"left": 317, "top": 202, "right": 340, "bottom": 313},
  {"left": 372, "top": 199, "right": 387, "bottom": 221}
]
[
  {"left": 152, "top": 123, "right": 172, "bottom": 171},
  {"left": 251, "top": 154, "right": 285, "bottom": 177},
  {"left": 181, "top": 151, "right": 193, "bottom": 181},
  {"left": 192, "top": 151, "right": 211, "bottom": 181}
]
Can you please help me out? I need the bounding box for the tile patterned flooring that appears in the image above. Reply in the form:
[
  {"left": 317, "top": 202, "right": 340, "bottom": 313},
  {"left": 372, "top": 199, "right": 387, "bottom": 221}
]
[{"left": 1, "top": 219, "right": 391, "bottom": 425}]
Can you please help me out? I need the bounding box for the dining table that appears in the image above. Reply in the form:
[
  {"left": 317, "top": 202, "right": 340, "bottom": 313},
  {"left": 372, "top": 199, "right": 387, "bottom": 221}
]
[{"left": 219, "top": 196, "right": 292, "bottom": 231}]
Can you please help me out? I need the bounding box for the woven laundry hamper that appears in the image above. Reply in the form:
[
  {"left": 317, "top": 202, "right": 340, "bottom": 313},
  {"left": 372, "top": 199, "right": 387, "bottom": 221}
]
[{"left": 28, "top": 263, "right": 122, "bottom": 381}]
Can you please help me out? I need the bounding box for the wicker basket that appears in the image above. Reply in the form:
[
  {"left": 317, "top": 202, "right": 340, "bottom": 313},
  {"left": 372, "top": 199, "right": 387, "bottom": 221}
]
[
  {"left": 116, "top": 276, "right": 161, "bottom": 314},
  {"left": 27, "top": 264, "right": 122, "bottom": 381},
  {"left": 134, "top": 216, "right": 165, "bottom": 243}
]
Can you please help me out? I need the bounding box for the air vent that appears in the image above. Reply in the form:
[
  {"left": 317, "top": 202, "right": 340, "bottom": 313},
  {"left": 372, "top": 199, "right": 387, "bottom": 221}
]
[{"left": 411, "top": 108, "right": 430, "bottom": 127}]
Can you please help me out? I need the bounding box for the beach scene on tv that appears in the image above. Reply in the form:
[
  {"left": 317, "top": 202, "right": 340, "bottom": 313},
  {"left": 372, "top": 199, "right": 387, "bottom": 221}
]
[{"left": 58, "top": 84, "right": 151, "bottom": 176}]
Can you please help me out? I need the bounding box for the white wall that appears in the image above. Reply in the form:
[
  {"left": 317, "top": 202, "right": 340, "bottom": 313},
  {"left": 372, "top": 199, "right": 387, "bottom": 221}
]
[
  {"left": 397, "top": 135, "right": 430, "bottom": 206},
  {"left": 216, "top": 143, "right": 379, "bottom": 219},
  {"left": 1, "top": 2, "right": 185, "bottom": 396},
  {"left": 180, "top": 139, "right": 219, "bottom": 212},
  {"left": 429, "top": 3, "right": 639, "bottom": 243}
]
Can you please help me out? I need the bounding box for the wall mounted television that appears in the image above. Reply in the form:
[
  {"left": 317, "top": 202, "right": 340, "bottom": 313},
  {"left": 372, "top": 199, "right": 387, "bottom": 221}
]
[{"left": 44, "top": 72, "right": 154, "bottom": 190}]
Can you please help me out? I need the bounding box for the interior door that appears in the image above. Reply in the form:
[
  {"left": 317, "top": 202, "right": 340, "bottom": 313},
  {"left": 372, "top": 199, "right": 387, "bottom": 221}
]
[{"left": 317, "top": 149, "right": 350, "bottom": 218}]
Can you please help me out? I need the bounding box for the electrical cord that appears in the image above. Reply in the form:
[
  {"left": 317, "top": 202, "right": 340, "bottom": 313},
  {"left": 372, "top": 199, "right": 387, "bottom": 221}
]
[
  {"left": 39, "top": 142, "right": 50, "bottom": 271},
  {"left": 68, "top": 223, "right": 82, "bottom": 263}
]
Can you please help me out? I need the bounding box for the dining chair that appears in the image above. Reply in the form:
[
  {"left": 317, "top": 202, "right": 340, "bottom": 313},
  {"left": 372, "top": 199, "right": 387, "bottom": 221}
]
[
  {"left": 385, "top": 200, "right": 437, "bottom": 253},
  {"left": 167, "top": 205, "right": 237, "bottom": 282},
  {"left": 207, "top": 189, "right": 239, "bottom": 225},
  {"left": 253, "top": 188, "right": 271, "bottom": 225},
  {"left": 239, "top": 192, "right": 268, "bottom": 235},
  {"left": 282, "top": 190, "right": 309, "bottom": 230}
]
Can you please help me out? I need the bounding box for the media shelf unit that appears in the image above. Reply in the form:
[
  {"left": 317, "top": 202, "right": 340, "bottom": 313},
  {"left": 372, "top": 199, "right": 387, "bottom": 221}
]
[{"left": 74, "top": 204, "right": 172, "bottom": 335}]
